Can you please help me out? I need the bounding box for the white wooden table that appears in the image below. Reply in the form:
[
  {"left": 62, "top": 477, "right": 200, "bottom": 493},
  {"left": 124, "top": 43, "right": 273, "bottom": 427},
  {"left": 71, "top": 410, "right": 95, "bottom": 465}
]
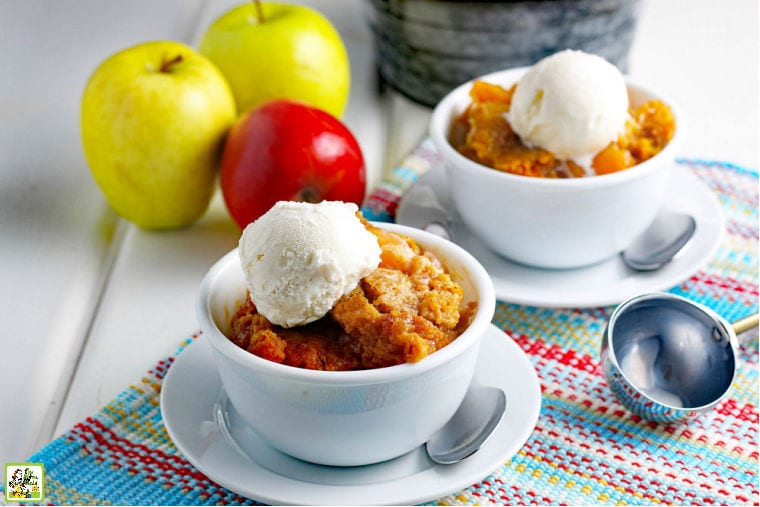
[{"left": 1, "top": 0, "right": 757, "bottom": 465}]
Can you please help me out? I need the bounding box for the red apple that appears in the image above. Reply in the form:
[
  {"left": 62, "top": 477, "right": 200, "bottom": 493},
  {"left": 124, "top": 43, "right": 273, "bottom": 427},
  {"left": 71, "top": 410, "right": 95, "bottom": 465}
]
[{"left": 220, "top": 100, "right": 366, "bottom": 228}]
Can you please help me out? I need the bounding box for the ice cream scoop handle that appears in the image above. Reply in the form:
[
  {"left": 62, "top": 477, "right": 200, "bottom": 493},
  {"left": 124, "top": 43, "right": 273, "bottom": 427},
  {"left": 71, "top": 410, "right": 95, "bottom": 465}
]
[{"left": 732, "top": 313, "right": 759, "bottom": 335}]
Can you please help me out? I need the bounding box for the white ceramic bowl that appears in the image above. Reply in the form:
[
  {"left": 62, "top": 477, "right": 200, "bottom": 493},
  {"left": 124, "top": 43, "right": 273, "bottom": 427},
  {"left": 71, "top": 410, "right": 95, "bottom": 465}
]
[
  {"left": 430, "top": 67, "right": 685, "bottom": 269},
  {"left": 196, "top": 222, "right": 496, "bottom": 466}
]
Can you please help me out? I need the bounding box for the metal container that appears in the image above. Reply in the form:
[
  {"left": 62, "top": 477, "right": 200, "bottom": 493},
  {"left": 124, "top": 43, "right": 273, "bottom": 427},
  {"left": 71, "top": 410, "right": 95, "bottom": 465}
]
[{"left": 366, "top": 0, "right": 642, "bottom": 106}]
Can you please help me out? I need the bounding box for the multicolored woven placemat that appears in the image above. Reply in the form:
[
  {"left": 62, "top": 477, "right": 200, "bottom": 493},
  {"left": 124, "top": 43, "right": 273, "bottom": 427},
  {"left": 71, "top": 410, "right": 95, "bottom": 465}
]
[{"left": 14, "top": 139, "right": 759, "bottom": 506}]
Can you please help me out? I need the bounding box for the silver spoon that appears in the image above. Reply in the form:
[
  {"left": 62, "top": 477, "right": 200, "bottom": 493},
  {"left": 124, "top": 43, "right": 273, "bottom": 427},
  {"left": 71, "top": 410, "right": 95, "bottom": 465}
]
[
  {"left": 426, "top": 384, "right": 506, "bottom": 464},
  {"left": 622, "top": 211, "right": 696, "bottom": 271},
  {"left": 420, "top": 217, "right": 507, "bottom": 464},
  {"left": 420, "top": 221, "right": 506, "bottom": 464}
]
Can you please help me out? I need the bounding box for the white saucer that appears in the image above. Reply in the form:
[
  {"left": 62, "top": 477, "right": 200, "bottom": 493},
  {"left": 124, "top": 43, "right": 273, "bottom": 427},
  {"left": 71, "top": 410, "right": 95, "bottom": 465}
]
[
  {"left": 397, "top": 164, "right": 724, "bottom": 308},
  {"left": 161, "top": 326, "right": 541, "bottom": 506}
]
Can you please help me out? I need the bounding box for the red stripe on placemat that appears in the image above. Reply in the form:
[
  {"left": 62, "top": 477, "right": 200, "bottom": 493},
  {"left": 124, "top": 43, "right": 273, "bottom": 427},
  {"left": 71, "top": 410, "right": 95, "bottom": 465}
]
[
  {"left": 511, "top": 333, "right": 601, "bottom": 374},
  {"left": 363, "top": 187, "right": 400, "bottom": 217},
  {"left": 688, "top": 272, "right": 760, "bottom": 296},
  {"left": 725, "top": 217, "right": 760, "bottom": 240},
  {"left": 69, "top": 417, "right": 233, "bottom": 495}
]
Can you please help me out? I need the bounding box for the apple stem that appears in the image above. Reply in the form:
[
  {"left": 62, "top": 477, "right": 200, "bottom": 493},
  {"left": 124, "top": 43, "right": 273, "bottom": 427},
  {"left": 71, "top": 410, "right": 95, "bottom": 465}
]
[
  {"left": 160, "top": 54, "right": 184, "bottom": 73},
  {"left": 253, "top": 0, "right": 265, "bottom": 22},
  {"left": 297, "top": 188, "right": 321, "bottom": 203}
]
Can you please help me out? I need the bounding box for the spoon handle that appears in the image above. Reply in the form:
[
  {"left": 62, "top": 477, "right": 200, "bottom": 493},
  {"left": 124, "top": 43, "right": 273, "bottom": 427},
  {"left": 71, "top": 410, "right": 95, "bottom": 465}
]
[{"left": 732, "top": 313, "right": 759, "bottom": 335}]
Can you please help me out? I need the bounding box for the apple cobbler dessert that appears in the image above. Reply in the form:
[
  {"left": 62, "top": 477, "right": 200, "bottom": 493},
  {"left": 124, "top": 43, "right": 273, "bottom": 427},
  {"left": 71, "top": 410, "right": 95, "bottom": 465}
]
[
  {"left": 228, "top": 220, "right": 476, "bottom": 370},
  {"left": 450, "top": 80, "right": 675, "bottom": 178}
]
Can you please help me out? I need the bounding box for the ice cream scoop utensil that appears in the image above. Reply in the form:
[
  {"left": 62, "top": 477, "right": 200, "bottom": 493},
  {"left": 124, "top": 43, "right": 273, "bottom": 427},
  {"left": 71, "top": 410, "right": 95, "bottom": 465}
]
[
  {"left": 426, "top": 384, "right": 506, "bottom": 464},
  {"left": 601, "top": 292, "right": 756, "bottom": 422},
  {"left": 622, "top": 211, "right": 696, "bottom": 271}
]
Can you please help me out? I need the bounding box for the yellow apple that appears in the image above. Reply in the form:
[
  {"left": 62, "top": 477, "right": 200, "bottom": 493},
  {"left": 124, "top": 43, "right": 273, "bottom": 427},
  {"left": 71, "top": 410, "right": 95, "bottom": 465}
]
[
  {"left": 81, "top": 40, "right": 236, "bottom": 229},
  {"left": 199, "top": 2, "right": 350, "bottom": 118}
]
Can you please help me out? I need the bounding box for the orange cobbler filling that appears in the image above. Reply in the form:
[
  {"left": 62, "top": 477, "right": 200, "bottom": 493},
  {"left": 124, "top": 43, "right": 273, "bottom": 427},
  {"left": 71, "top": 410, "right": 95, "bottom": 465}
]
[
  {"left": 449, "top": 80, "right": 676, "bottom": 178},
  {"left": 228, "top": 221, "right": 476, "bottom": 371}
]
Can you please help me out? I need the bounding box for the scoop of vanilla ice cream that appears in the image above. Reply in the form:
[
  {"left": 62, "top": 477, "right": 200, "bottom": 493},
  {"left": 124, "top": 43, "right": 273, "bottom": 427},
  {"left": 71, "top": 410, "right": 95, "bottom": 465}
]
[
  {"left": 238, "top": 201, "right": 381, "bottom": 328},
  {"left": 507, "top": 50, "right": 629, "bottom": 160}
]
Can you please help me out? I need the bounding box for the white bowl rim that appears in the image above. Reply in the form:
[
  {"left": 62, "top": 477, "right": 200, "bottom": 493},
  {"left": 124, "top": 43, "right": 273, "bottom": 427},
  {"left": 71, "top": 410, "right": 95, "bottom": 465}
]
[
  {"left": 197, "top": 222, "right": 496, "bottom": 386},
  {"left": 430, "top": 66, "right": 686, "bottom": 189}
]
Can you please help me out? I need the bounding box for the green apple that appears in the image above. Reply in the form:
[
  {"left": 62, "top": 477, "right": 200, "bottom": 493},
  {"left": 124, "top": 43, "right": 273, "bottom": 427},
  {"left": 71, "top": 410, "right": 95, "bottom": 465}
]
[
  {"left": 81, "top": 40, "right": 236, "bottom": 229},
  {"left": 199, "top": 2, "right": 350, "bottom": 118}
]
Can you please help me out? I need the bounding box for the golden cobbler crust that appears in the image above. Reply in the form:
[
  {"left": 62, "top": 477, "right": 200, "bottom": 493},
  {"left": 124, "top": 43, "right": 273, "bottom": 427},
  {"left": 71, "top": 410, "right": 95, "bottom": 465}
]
[{"left": 228, "top": 221, "right": 476, "bottom": 370}]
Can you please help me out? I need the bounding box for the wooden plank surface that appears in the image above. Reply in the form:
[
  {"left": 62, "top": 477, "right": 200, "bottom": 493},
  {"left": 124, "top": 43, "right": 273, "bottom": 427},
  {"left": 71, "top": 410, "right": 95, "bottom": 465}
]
[{"left": 0, "top": 0, "right": 207, "bottom": 462}]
